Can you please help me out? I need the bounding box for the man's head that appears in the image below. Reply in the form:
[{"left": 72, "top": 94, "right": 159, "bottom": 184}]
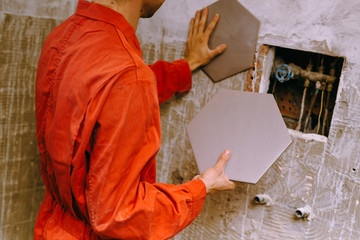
[{"left": 140, "top": 0, "right": 165, "bottom": 18}]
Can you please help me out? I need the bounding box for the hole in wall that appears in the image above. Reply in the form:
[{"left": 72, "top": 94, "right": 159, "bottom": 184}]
[{"left": 266, "top": 46, "right": 344, "bottom": 137}]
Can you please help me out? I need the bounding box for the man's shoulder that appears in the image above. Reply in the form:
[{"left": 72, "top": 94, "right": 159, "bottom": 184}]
[
  {"left": 39, "top": 14, "right": 147, "bottom": 96},
  {"left": 44, "top": 14, "right": 136, "bottom": 63}
]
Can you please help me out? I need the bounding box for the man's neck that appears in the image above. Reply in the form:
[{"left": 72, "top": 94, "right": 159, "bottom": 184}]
[{"left": 92, "top": 0, "right": 142, "bottom": 31}]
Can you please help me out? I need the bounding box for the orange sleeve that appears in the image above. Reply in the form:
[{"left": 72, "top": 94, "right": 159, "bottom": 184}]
[
  {"left": 149, "top": 59, "right": 192, "bottom": 104},
  {"left": 86, "top": 67, "right": 206, "bottom": 240}
]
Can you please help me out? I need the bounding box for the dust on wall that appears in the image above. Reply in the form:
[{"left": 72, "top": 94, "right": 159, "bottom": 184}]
[{"left": 1, "top": 0, "right": 360, "bottom": 239}]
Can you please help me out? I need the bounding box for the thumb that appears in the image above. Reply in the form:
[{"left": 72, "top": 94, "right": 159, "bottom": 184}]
[
  {"left": 225, "top": 180, "right": 236, "bottom": 190},
  {"left": 215, "top": 149, "right": 231, "bottom": 170},
  {"left": 210, "top": 44, "right": 227, "bottom": 58},
  {"left": 192, "top": 175, "right": 201, "bottom": 180}
]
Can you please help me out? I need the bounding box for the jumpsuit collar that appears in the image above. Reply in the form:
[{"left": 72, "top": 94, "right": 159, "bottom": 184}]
[{"left": 75, "top": 0, "right": 142, "bottom": 55}]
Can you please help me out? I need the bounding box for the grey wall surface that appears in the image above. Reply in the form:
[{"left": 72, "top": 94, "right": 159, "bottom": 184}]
[
  {"left": 0, "top": 1, "right": 76, "bottom": 239},
  {"left": 138, "top": 0, "right": 360, "bottom": 239},
  {"left": 1, "top": 0, "right": 360, "bottom": 239}
]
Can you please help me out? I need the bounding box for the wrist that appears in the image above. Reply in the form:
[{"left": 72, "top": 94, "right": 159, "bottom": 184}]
[
  {"left": 197, "top": 176, "right": 210, "bottom": 194},
  {"left": 184, "top": 57, "right": 201, "bottom": 72}
]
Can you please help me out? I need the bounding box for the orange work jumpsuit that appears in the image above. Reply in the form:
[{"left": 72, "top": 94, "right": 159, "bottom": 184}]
[{"left": 35, "top": 0, "right": 206, "bottom": 239}]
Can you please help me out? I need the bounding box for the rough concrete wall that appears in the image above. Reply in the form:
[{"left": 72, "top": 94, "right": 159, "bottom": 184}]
[
  {"left": 0, "top": 1, "right": 76, "bottom": 239},
  {"left": 0, "top": 0, "right": 77, "bottom": 20},
  {"left": 137, "top": 0, "right": 360, "bottom": 239},
  {"left": 1, "top": 0, "right": 360, "bottom": 239}
]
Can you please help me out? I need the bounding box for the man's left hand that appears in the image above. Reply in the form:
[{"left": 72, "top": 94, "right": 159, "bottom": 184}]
[{"left": 185, "top": 8, "right": 227, "bottom": 72}]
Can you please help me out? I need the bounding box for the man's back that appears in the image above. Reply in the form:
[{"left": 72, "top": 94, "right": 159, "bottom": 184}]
[{"left": 35, "top": 1, "right": 206, "bottom": 239}]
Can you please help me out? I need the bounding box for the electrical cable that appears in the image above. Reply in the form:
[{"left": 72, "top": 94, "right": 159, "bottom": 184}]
[{"left": 317, "top": 90, "right": 324, "bottom": 134}]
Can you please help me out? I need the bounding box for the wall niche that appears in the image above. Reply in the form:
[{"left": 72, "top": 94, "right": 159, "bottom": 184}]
[{"left": 267, "top": 46, "right": 344, "bottom": 137}]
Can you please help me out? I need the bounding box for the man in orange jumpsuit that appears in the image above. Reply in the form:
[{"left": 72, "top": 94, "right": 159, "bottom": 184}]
[{"left": 35, "top": 0, "right": 235, "bottom": 239}]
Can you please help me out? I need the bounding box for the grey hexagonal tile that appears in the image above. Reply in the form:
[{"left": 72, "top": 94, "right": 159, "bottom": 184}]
[
  {"left": 202, "top": 0, "right": 260, "bottom": 82},
  {"left": 186, "top": 90, "right": 292, "bottom": 183}
]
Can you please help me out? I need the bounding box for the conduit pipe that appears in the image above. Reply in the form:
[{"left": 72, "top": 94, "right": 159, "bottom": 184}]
[
  {"left": 295, "top": 206, "right": 312, "bottom": 220},
  {"left": 321, "top": 67, "right": 335, "bottom": 135},
  {"left": 284, "top": 63, "right": 336, "bottom": 84},
  {"left": 254, "top": 194, "right": 272, "bottom": 205},
  {"left": 304, "top": 81, "right": 321, "bottom": 131},
  {"left": 296, "top": 63, "right": 312, "bottom": 131}
]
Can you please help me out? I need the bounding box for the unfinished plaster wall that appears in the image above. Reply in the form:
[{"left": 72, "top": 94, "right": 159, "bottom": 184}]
[
  {"left": 0, "top": 1, "right": 76, "bottom": 239},
  {"left": 137, "top": 0, "right": 360, "bottom": 239},
  {"left": 1, "top": 0, "right": 359, "bottom": 239}
]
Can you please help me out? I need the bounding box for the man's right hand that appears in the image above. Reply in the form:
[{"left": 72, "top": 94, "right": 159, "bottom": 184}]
[{"left": 193, "top": 150, "right": 236, "bottom": 194}]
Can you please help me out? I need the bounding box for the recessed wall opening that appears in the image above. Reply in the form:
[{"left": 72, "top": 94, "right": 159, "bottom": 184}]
[{"left": 266, "top": 46, "right": 344, "bottom": 137}]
